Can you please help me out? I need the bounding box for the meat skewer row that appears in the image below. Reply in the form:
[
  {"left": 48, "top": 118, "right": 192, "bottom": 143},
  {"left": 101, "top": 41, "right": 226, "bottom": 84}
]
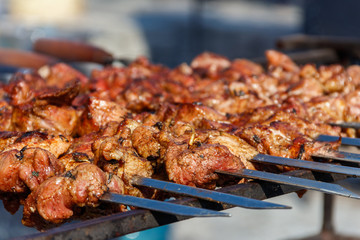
[
  {"left": 0, "top": 103, "right": 342, "bottom": 225},
  {"left": 0, "top": 51, "right": 358, "bottom": 138},
  {"left": 0, "top": 50, "right": 357, "bottom": 227}
]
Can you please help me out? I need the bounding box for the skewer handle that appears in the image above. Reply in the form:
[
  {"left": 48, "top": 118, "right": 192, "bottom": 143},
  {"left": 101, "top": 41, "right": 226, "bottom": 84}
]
[
  {"left": 33, "top": 38, "right": 114, "bottom": 65},
  {"left": 0, "top": 48, "right": 57, "bottom": 69}
]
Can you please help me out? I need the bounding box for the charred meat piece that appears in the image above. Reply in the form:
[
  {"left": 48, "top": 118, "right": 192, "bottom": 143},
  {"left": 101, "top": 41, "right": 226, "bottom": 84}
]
[
  {"left": 1, "top": 131, "right": 72, "bottom": 158},
  {"left": 191, "top": 52, "right": 231, "bottom": 78},
  {"left": 77, "top": 98, "right": 128, "bottom": 136},
  {"left": 0, "top": 100, "right": 13, "bottom": 131},
  {"left": 236, "top": 121, "right": 339, "bottom": 161},
  {"left": 165, "top": 141, "right": 244, "bottom": 189},
  {"left": 23, "top": 163, "right": 123, "bottom": 225},
  {"left": 38, "top": 63, "right": 89, "bottom": 89},
  {"left": 59, "top": 133, "right": 98, "bottom": 171},
  {"left": 0, "top": 147, "right": 63, "bottom": 193},
  {"left": 12, "top": 100, "right": 80, "bottom": 136},
  {"left": 0, "top": 150, "right": 26, "bottom": 192},
  {"left": 131, "top": 125, "right": 161, "bottom": 159},
  {"left": 92, "top": 136, "right": 154, "bottom": 198},
  {"left": 18, "top": 147, "right": 64, "bottom": 191}
]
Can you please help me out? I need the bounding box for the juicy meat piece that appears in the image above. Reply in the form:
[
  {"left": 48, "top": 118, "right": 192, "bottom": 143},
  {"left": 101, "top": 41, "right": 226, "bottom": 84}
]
[
  {"left": 0, "top": 146, "right": 63, "bottom": 193},
  {"left": 36, "top": 81, "right": 81, "bottom": 106},
  {"left": 1, "top": 131, "right": 72, "bottom": 158},
  {"left": 8, "top": 77, "right": 82, "bottom": 136},
  {"left": 346, "top": 65, "right": 360, "bottom": 87},
  {"left": 305, "top": 95, "right": 346, "bottom": 123},
  {"left": 287, "top": 78, "right": 324, "bottom": 101},
  {"left": 92, "top": 136, "right": 154, "bottom": 197},
  {"left": 261, "top": 111, "right": 341, "bottom": 139},
  {"left": 0, "top": 101, "right": 13, "bottom": 131},
  {"left": 206, "top": 132, "right": 258, "bottom": 170},
  {"left": 23, "top": 177, "right": 73, "bottom": 224},
  {"left": 0, "top": 150, "right": 26, "bottom": 192},
  {"left": 67, "top": 163, "right": 108, "bottom": 207},
  {"left": 106, "top": 173, "right": 125, "bottom": 194},
  {"left": 93, "top": 137, "right": 154, "bottom": 179},
  {"left": 39, "top": 63, "right": 89, "bottom": 88},
  {"left": 266, "top": 50, "right": 299, "bottom": 73},
  {"left": 168, "top": 103, "right": 226, "bottom": 129},
  {"left": 225, "top": 59, "right": 264, "bottom": 79},
  {"left": 191, "top": 52, "right": 231, "bottom": 78},
  {"left": 78, "top": 98, "right": 128, "bottom": 136},
  {"left": 237, "top": 122, "right": 314, "bottom": 160},
  {"left": 115, "top": 152, "right": 154, "bottom": 198},
  {"left": 123, "top": 78, "right": 165, "bottom": 112},
  {"left": 23, "top": 163, "right": 111, "bottom": 225},
  {"left": 344, "top": 90, "right": 360, "bottom": 122},
  {"left": 18, "top": 147, "right": 64, "bottom": 191},
  {"left": 59, "top": 133, "right": 98, "bottom": 171},
  {"left": 131, "top": 125, "right": 160, "bottom": 159},
  {"left": 165, "top": 142, "right": 244, "bottom": 189},
  {"left": 12, "top": 103, "right": 79, "bottom": 136},
  {"left": 237, "top": 121, "right": 340, "bottom": 162},
  {"left": 5, "top": 73, "right": 47, "bottom": 106},
  {"left": 318, "top": 65, "right": 353, "bottom": 94},
  {"left": 0, "top": 131, "right": 22, "bottom": 151}
]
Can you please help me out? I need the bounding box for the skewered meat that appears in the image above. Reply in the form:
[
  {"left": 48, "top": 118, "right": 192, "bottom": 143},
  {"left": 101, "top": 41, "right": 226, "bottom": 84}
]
[
  {"left": 23, "top": 163, "right": 123, "bottom": 225},
  {"left": 0, "top": 147, "right": 63, "bottom": 193},
  {"left": 0, "top": 131, "right": 72, "bottom": 158},
  {"left": 0, "top": 49, "right": 357, "bottom": 228}
]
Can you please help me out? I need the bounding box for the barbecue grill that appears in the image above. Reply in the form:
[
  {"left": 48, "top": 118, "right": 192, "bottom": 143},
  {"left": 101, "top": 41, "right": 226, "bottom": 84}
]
[{"left": 1, "top": 35, "right": 360, "bottom": 240}]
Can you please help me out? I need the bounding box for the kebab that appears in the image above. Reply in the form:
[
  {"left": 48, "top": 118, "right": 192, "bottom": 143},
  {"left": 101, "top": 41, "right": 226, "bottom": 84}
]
[
  {"left": 0, "top": 49, "right": 358, "bottom": 226},
  {"left": 17, "top": 102, "right": 359, "bottom": 225}
]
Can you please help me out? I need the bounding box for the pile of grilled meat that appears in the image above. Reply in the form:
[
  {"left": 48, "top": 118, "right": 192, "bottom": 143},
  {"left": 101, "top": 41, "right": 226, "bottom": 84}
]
[{"left": 0, "top": 50, "right": 359, "bottom": 228}]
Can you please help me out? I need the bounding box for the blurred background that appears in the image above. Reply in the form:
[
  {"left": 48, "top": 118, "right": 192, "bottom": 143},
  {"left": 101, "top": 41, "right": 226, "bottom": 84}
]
[
  {"left": 1, "top": 0, "right": 359, "bottom": 67},
  {"left": 1, "top": 0, "right": 360, "bottom": 239}
]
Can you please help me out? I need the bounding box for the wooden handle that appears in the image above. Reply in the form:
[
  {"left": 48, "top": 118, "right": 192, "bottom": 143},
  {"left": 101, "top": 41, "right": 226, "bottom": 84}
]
[
  {"left": 33, "top": 38, "right": 114, "bottom": 65},
  {"left": 277, "top": 34, "right": 360, "bottom": 51},
  {"left": 0, "top": 48, "right": 58, "bottom": 69}
]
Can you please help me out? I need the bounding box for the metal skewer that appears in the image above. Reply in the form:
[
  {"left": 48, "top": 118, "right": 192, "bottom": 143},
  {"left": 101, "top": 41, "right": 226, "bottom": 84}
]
[
  {"left": 131, "top": 176, "right": 290, "bottom": 209},
  {"left": 250, "top": 154, "right": 360, "bottom": 178},
  {"left": 312, "top": 150, "right": 360, "bottom": 164},
  {"left": 317, "top": 135, "right": 360, "bottom": 147},
  {"left": 101, "top": 193, "right": 230, "bottom": 217},
  {"left": 329, "top": 122, "right": 360, "bottom": 129},
  {"left": 215, "top": 169, "right": 360, "bottom": 199}
]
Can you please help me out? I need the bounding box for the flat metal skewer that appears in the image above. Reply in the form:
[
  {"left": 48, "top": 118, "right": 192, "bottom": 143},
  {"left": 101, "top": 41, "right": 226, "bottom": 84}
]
[
  {"left": 215, "top": 169, "right": 360, "bottom": 199},
  {"left": 329, "top": 122, "right": 360, "bottom": 129},
  {"left": 250, "top": 154, "right": 360, "bottom": 178},
  {"left": 101, "top": 193, "right": 230, "bottom": 217},
  {"left": 312, "top": 150, "right": 360, "bottom": 164},
  {"left": 317, "top": 135, "right": 360, "bottom": 147},
  {"left": 131, "top": 176, "right": 291, "bottom": 209}
]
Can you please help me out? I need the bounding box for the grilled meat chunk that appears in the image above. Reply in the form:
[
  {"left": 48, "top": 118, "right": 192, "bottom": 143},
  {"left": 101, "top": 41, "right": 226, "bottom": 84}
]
[
  {"left": 165, "top": 142, "right": 244, "bottom": 189},
  {"left": 0, "top": 147, "right": 63, "bottom": 193},
  {"left": 1, "top": 131, "right": 72, "bottom": 158},
  {"left": 0, "top": 150, "right": 26, "bottom": 192},
  {"left": 18, "top": 147, "right": 64, "bottom": 191},
  {"left": 92, "top": 136, "right": 154, "bottom": 198},
  {"left": 131, "top": 125, "right": 160, "bottom": 159},
  {"left": 23, "top": 163, "right": 118, "bottom": 225},
  {"left": 78, "top": 98, "right": 128, "bottom": 136}
]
